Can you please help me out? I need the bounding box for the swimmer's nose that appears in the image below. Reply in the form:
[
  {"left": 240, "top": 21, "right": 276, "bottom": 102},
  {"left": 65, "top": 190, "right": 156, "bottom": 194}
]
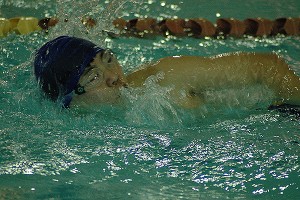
[
  {"left": 105, "top": 73, "right": 126, "bottom": 87},
  {"left": 106, "top": 76, "right": 118, "bottom": 87}
]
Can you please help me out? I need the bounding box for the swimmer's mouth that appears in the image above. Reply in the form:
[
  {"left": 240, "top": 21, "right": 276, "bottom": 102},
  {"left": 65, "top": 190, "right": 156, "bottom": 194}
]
[
  {"left": 120, "top": 81, "right": 128, "bottom": 88},
  {"left": 114, "top": 77, "right": 128, "bottom": 88}
]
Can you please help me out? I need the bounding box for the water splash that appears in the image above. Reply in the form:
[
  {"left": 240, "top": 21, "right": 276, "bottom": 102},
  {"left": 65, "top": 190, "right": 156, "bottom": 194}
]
[
  {"left": 121, "top": 72, "right": 183, "bottom": 128},
  {"left": 203, "top": 84, "right": 275, "bottom": 110},
  {"left": 95, "top": 0, "right": 140, "bottom": 32},
  {"left": 52, "top": 0, "right": 142, "bottom": 46},
  {"left": 52, "top": 0, "right": 99, "bottom": 40}
]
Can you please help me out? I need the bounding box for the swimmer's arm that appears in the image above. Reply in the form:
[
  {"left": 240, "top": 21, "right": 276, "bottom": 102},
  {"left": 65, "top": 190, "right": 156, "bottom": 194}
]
[
  {"left": 127, "top": 52, "right": 300, "bottom": 106},
  {"left": 156, "top": 53, "right": 300, "bottom": 105},
  {"left": 252, "top": 53, "right": 300, "bottom": 105}
]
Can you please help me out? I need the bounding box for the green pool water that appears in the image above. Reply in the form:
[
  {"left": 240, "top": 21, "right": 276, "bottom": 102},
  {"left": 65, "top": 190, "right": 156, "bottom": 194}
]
[{"left": 1, "top": 0, "right": 300, "bottom": 199}]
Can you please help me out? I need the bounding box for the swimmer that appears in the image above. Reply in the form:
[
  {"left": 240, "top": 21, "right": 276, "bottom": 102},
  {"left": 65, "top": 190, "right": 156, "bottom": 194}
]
[{"left": 34, "top": 36, "right": 300, "bottom": 110}]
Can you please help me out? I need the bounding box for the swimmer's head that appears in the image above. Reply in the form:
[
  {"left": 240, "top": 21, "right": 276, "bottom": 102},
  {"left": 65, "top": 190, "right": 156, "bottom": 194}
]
[{"left": 34, "top": 36, "right": 126, "bottom": 108}]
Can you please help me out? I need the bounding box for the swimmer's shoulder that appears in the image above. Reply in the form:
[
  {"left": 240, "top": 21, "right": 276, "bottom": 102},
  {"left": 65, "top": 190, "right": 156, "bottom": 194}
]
[
  {"left": 152, "top": 55, "right": 210, "bottom": 69},
  {"left": 207, "top": 52, "right": 288, "bottom": 68},
  {"left": 126, "top": 61, "right": 160, "bottom": 86},
  {"left": 207, "top": 51, "right": 279, "bottom": 60},
  {"left": 157, "top": 52, "right": 282, "bottom": 65}
]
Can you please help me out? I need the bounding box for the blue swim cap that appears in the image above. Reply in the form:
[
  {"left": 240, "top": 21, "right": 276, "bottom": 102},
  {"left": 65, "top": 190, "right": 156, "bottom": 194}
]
[{"left": 34, "top": 36, "right": 104, "bottom": 108}]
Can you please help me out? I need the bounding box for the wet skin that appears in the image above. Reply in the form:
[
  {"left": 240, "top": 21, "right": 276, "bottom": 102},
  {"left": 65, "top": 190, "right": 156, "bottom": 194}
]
[{"left": 71, "top": 51, "right": 300, "bottom": 108}]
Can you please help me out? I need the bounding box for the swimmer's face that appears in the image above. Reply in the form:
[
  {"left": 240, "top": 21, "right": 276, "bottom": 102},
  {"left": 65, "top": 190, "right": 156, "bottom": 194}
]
[{"left": 71, "top": 50, "right": 127, "bottom": 107}]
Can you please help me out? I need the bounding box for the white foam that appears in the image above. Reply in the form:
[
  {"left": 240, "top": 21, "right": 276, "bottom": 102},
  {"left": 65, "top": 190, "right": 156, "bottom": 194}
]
[{"left": 121, "top": 72, "right": 183, "bottom": 128}]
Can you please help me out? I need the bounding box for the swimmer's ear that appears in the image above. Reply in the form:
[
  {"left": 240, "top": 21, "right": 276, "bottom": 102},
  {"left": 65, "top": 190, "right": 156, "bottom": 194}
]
[
  {"left": 100, "top": 49, "right": 115, "bottom": 64},
  {"left": 74, "top": 84, "right": 86, "bottom": 95}
]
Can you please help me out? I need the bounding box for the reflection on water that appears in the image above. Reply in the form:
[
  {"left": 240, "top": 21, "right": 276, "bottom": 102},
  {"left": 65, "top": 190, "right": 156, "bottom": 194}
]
[{"left": 0, "top": 113, "right": 299, "bottom": 199}]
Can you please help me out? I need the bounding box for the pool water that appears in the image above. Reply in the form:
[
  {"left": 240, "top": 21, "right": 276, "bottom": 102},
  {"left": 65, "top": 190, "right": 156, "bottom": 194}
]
[{"left": 1, "top": 0, "right": 300, "bottom": 199}]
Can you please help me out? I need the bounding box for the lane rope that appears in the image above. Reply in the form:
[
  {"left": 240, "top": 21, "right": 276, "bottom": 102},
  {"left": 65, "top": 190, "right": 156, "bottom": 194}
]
[{"left": 1, "top": 16, "right": 299, "bottom": 38}]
